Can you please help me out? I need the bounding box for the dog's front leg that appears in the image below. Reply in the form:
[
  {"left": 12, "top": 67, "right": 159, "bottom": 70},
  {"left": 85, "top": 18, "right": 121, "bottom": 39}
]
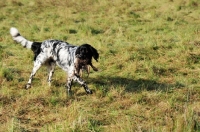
[{"left": 73, "top": 74, "right": 92, "bottom": 94}]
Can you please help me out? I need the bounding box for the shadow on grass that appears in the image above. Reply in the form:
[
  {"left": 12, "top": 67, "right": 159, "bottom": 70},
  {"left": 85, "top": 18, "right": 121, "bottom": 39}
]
[
  {"left": 32, "top": 74, "right": 185, "bottom": 95},
  {"left": 88, "top": 76, "right": 185, "bottom": 93}
]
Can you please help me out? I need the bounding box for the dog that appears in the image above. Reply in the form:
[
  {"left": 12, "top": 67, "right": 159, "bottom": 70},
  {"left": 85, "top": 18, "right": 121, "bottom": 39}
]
[{"left": 10, "top": 27, "right": 99, "bottom": 95}]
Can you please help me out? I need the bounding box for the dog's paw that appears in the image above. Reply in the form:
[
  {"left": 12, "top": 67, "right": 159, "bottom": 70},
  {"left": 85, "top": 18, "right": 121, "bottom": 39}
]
[
  {"left": 48, "top": 81, "right": 51, "bottom": 87},
  {"left": 86, "top": 89, "right": 93, "bottom": 94},
  {"left": 25, "top": 83, "right": 31, "bottom": 89}
]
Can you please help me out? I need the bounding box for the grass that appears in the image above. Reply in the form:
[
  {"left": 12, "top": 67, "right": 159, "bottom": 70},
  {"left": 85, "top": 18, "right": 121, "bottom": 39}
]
[{"left": 0, "top": 0, "right": 200, "bottom": 131}]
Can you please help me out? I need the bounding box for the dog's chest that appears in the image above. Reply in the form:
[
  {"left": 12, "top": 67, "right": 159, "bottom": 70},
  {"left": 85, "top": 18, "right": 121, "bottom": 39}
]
[{"left": 74, "top": 57, "right": 89, "bottom": 71}]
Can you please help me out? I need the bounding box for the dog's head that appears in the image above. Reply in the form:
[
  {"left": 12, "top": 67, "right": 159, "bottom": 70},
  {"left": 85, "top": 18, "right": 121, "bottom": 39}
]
[{"left": 75, "top": 44, "right": 99, "bottom": 62}]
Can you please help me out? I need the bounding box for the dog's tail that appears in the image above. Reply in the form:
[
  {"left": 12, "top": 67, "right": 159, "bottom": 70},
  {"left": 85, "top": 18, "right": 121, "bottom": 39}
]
[{"left": 10, "top": 27, "right": 33, "bottom": 49}]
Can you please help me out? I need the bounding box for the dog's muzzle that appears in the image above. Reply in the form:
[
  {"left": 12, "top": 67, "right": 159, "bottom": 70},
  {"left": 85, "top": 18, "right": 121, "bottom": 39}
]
[
  {"left": 76, "top": 54, "right": 82, "bottom": 58},
  {"left": 76, "top": 54, "right": 86, "bottom": 59}
]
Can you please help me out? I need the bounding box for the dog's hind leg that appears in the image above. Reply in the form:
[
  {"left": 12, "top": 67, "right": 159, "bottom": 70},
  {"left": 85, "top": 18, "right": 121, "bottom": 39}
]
[
  {"left": 47, "top": 62, "right": 56, "bottom": 86},
  {"left": 26, "top": 61, "right": 42, "bottom": 89}
]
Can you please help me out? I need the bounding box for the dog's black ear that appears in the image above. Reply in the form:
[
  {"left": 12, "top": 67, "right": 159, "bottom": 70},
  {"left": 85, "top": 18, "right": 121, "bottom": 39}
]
[{"left": 89, "top": 45, "right": 99, "bottom": 62}]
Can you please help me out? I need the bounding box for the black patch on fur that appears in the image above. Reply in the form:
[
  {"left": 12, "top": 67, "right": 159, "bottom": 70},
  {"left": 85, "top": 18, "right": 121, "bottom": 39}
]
[
  {"left": 56, "top": 48, "right": 61, "bottom": 62},
  {"left": 16, "top": 33, "right": 21, "bottom": 37},
  {"left": 31, "top": 42, "right": 42, "bottom": 61},
  {"left": 52, "top": 40, "right": 60, "bottom": 51}
]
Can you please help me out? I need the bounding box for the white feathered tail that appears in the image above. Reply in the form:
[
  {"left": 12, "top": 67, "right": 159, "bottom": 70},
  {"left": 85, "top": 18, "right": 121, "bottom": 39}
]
[{"left": 10, "top": 27, "right": 33, "bottom": 49}]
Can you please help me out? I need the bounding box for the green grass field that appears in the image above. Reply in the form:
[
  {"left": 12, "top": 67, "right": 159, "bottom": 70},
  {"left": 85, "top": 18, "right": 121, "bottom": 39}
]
[{"left": 0, "top": 0, "right": 200, "bottom": 131}]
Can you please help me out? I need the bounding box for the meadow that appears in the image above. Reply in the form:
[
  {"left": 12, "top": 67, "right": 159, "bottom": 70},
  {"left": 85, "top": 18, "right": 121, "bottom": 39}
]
[{"left": 0, "top": 0, "right": 200, "bottom": 131}]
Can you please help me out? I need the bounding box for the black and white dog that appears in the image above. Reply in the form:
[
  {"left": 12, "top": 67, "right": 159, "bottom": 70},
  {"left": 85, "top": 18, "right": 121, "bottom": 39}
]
[{"left": 10, "top": 27, "right": 99, "bottom": 95}]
